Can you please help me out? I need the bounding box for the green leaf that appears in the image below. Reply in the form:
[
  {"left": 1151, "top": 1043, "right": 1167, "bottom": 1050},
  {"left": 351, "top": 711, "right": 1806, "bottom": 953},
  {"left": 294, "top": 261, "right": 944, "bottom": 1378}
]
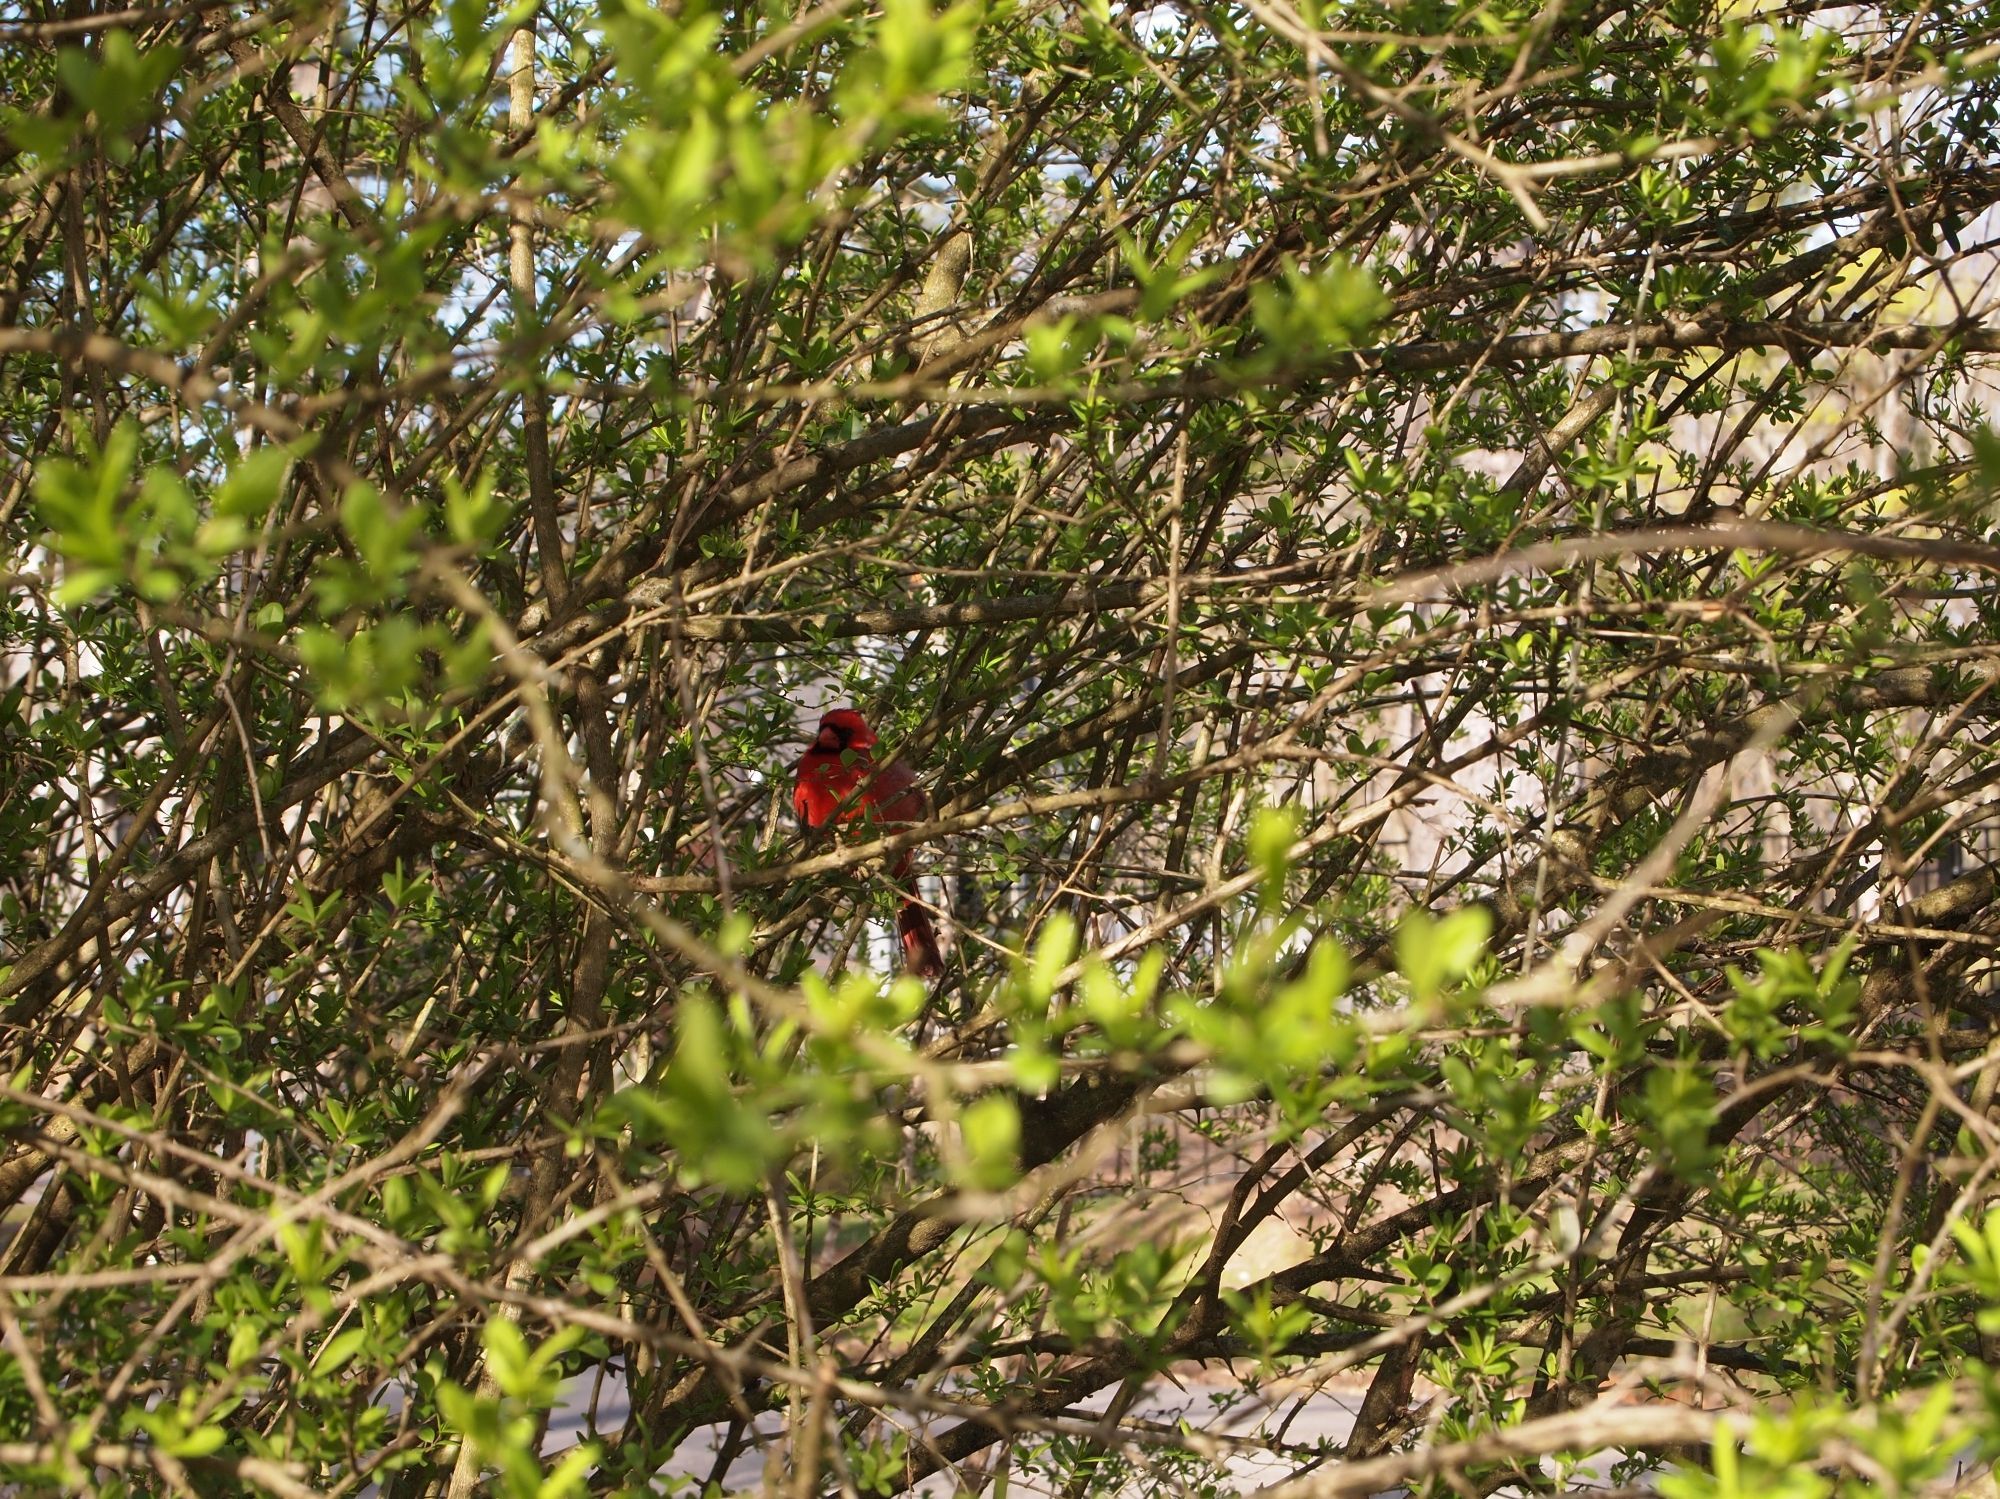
[
  {"left": 1250, "top": 258, "right": 1389, "bottom": 361},
  {"left": 1395, "top": 906, "right": 1492, "bottom": 1004},
  {"left": 958, "top": 1093, "right": 1021, "bottom": 1190},
  {"left": 1247, "top": 804, "right": 1299, "bottom": 912},
  {"left": 314, "top": 1326, "right": 369, "bottom": 1376}
]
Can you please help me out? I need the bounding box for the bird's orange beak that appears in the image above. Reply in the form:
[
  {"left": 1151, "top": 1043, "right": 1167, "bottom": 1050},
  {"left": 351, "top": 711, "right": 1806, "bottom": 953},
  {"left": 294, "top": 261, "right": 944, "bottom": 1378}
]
[{"left": 817, "top": 726, "right": 842, "bottom": 750}]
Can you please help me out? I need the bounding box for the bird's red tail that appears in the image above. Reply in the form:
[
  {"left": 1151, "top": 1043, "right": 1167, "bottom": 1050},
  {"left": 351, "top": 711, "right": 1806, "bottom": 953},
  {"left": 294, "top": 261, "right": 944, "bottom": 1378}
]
[{"left": 898, "top": 899, "right": 944, "bottom": 979}]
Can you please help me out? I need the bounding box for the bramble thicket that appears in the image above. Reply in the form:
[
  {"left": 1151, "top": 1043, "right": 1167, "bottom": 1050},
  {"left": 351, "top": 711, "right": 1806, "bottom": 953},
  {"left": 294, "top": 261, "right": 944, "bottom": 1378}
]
[{"left": 5, "top": 0, "right": 2000, "bottom": 1492}]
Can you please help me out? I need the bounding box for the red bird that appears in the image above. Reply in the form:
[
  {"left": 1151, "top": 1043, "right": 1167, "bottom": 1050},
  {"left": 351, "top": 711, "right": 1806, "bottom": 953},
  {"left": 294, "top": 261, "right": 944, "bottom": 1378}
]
[{"left": 792, "top": 707, "right": 945, "bottom": 979}]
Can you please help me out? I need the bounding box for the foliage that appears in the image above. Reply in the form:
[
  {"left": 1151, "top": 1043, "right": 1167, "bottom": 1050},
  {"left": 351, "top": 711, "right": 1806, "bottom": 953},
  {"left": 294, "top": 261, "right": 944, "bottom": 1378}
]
[{"left": 3, "top": 0, "right": 2000, "bottom": 1491}]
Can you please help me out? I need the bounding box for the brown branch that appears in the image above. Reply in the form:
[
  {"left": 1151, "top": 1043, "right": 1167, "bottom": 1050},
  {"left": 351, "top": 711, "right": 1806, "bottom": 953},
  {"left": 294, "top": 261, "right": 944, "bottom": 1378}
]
[{"left": 1249, "top": 1402, "right": 1728, "bottom": 1499}]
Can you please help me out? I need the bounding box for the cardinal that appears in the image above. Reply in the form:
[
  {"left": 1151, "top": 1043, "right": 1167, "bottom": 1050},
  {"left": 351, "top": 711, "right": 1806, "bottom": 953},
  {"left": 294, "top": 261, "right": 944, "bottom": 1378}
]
[{"left": 792, "top": 707, "right": 945, "bottom": 979}]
